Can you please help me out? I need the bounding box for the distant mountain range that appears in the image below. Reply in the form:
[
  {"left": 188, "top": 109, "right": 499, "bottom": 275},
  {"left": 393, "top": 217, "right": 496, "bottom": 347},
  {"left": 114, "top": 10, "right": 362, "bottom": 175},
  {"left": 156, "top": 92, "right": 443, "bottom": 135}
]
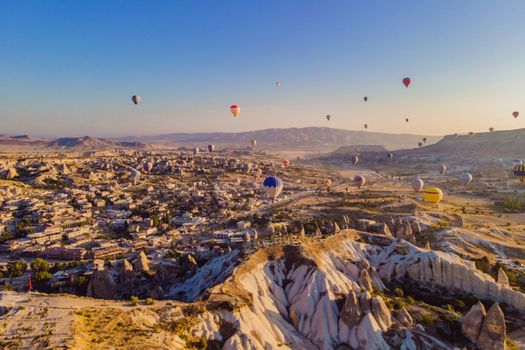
[
  {"left": 0, "top": 135, "right": 149, "bottom": 150},
  {"left": 116, "top": 127, "right": 441, "bottom": 152}
]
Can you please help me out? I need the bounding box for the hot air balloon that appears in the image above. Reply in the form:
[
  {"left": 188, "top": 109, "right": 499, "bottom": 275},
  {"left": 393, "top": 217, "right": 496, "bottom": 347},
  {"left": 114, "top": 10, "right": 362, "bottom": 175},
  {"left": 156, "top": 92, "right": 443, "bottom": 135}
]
[
  {"left": 423, "top": 187, "right": 443, "bottom": 204},
  {"left": 325, "top": 179, "right": 332, "bottom": 188},
  {"left": 208, "top": 144, "right": 215, "bottom": 153},
  {"left": 132, "top": 95, "right": 141, "bottom": 105},
  {"left": 353, "top": 175, "right": 365, "bottom": 188},
  {"left": 326, "top": 115, "right": 331, "bottom": 121},
  {"left": 230, "top": 105, "right": 240, "bottom": 117},
  {"left": 411, "top": 177, "right": 424, "bottom": 192},
  {"left": 263, "top": 176, "right": 283, "bottom": 199},
  {"left": 439, "top": 164, "right": 447, "bottom": 175},
  {"left": 282, "top": 159, "right": 290, "bottom": 168},
  {"left": 193, "top": 147, "right": 200, "bottom": 155},
  {"left": 402, "top": 77, "right": 411, "bottom": 88},
  {"left": 251, "top": 139, "right": 257, "bottom": 148},
  {"left": 242, "top": 163, "right": 252, "bottom": 173},
  {"left": 418, "top": 142, "right": 423, "bottom": 148},
  {"left": 513, "top": 164, "right": 525, "bottom": 182},
  {"left": 513, "top": 160, "right": 523, "bottom": 167},
  {"left": 363, "top": 96, "right": 368, "bottom": 102},
  {"left": 422, "top": 137, "right": 427, "bottom": 143},
  {"left": 143, "top": 162, "right": 153, "bottom": 173},
  {"left": 459, "top": 172, "right": 473, "bottom": 186},
  {"left": 513, "top": 111, "right": 519, "bottom": 118},
  {"left": 387, "top": 152, "right": 394, "bottom": 160},
  {"left": 364, "top": 124, "right": 368, "bottom": 130},
  {"left": 489, "top": 127, "right": 495, "bottom": 132},
  {"left": 351, "top": 155, "right": 359, "bottom": 166},
  {"left": 275, "top": 81, "right": 281, "bottom": 87},
  {"left": 405, "top": 118, "right": 409, "bottom": 123}
]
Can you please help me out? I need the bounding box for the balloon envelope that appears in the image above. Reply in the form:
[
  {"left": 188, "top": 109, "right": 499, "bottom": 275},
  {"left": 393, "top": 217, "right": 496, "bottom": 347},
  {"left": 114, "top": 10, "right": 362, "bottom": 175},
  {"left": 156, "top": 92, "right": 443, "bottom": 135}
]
[
  {"left": 282, "top": 159, "right": 290, "bottom": 167},
  {"left": 143, "top": 162, "right": 153, "bottom": 172},
  {"left": 326, "top": 115, "right": 331, "bottom": 121},
  {"left": 402, "top": 77, "right": 411, "bottom": 87},
  {"left": 439, "top": 164, "right": 447, "bottom": 175},
  {"left": 405, "top": 118, "right": 409, "bottom": 123},
  {"left": 387, "top": 152, "right": 394, "bottom": 160},
  {"left": 351, "top": 155, "right": 359, "bottom": 166},
  {"left": 364, "top": 124, "right": 368, "bottom": 130},
  {"left": 513, "top": 111, "right": 519, "bottom": 118},
  {"left": 423, "top": 187, "right": 443, "bottom": 204},
  {"left": 353, "top": 175, "right": 365, "bottom": 188},
  {"left": 363, "top": 96, "right": 368, "bottom": 102},
  {"left": 459, "top": 172, "right": 473, "bottom": 186},
  {"left": 251, "top": 139, "right": 257, "bottom": 148},
  {"left": 263, "top": 176, "right": 283, "bottom": 199},
  {"left": 208, "top": 144, "right": 215, "bottom": 153},
  {"left": 230, "top": 105, "right": 240, "bottom": 117},
  {"left": 411, "top": 178, "right": 424, "bottom": 192},
  {"left": 132, "top": 95, "right": 141, "bottom": 105},
  {"left": 513, "top": 164, "right": 525, "bottom": 182}
]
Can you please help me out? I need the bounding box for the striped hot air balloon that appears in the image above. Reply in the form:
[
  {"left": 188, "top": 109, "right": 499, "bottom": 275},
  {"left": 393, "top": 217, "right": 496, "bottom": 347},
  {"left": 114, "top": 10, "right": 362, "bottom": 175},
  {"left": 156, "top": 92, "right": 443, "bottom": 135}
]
[
  {"left": 513, "top": 164, "right": 525, "bottom": 183},
  {"left": 423, "top": 187, "right": 443, "bottom": 204}
]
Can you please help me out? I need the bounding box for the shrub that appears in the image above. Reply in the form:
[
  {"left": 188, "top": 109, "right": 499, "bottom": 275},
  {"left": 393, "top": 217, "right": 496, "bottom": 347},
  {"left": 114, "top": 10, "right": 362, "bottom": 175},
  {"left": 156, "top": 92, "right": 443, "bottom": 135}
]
[
  {"left": 393, "top": 288, "right": 404, "bottom": 297},
  {"left": 145, "top": 298, "right": 154, "bottom": 305},
  {"left": 406, "top": 296, "right": 415, "bottom": 305},
  {"left": 130, "top": 296, "right": 140, "bottom": 306}
]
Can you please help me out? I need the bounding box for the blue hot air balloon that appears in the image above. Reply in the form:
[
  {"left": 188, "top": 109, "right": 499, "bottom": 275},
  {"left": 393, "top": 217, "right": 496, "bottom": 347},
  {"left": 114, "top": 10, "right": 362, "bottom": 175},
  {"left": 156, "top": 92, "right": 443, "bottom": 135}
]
[{"left": 263, "top": 176, "right": 283, "bottom": 199}]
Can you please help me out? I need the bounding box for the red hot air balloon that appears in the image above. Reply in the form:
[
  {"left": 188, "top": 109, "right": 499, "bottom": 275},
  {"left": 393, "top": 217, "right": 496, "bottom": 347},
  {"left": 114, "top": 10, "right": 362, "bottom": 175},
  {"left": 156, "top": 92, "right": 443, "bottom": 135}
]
[
  {"left": 513, "top": 111, "right": 519, "bottom": 118},
  {"left": 402, "top": 77, "right": 411, "bottom": 88},
  {"left": 230, "top": 105, "right": 240, "bottom": 117}
]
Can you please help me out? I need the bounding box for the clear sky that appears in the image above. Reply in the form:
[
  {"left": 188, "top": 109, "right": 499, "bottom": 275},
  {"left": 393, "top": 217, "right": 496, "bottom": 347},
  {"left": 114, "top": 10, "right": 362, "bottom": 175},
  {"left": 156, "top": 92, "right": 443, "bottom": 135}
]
[{"left": 1, "top": 1, "right": 524, "bottom": 137}]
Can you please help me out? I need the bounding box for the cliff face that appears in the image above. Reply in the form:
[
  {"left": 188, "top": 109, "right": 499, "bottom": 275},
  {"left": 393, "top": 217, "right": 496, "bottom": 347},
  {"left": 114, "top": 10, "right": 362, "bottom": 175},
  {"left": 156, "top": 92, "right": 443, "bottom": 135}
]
[{"left": 374, "top": 239, "right": 525, "bottom": 311}]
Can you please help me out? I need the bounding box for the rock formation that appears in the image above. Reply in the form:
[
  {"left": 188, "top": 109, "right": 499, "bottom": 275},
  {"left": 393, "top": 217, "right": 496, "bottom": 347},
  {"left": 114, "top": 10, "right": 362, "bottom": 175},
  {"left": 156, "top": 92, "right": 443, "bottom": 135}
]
[
  {"left": 86, "top": 266, "right": 118, "bottom": 299},
  {"left": 371, "top": 296, "right": 392, "bottom": 332},
  {"left": 339, "top": 290, "right": 362, "bottom": 329},
  {"left": 394, "top": 307, "right": 413, "bottom": 327},
  {"left": 497, "top": 268, "right": 509, "bottom": 286},
  {"left": 476, "top": 303, "right": 506, "bottom": 350},
  {"left": 461, "top": 301, "right": 486, "bottom": 343},
  {"left": 135, "top": 251, "right": 150, "bottom": 273}
]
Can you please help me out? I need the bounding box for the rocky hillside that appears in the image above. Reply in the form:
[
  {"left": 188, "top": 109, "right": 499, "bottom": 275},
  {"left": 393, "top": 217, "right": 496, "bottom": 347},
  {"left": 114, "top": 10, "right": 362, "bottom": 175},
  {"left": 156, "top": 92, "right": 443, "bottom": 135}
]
[
  {"left": 46, "top": 136, "right": 149, "bottom": 150},
  {"left": 117, "top": 127, "right": 440, "bottom": 152}
]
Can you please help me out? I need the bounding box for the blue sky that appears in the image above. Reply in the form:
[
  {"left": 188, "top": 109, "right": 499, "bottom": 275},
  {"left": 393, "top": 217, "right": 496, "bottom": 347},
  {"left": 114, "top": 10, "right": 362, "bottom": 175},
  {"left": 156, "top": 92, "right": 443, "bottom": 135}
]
[{"left": 1, "top": 1, "right": 524, "bottom": 137}]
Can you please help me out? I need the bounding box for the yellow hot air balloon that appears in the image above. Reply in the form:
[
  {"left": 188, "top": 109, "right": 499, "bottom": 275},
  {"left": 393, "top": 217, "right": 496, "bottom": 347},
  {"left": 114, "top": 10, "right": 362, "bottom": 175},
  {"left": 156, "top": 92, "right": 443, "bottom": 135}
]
[{"left": 423, "top": 187, "right": 443, "bottom": 204}]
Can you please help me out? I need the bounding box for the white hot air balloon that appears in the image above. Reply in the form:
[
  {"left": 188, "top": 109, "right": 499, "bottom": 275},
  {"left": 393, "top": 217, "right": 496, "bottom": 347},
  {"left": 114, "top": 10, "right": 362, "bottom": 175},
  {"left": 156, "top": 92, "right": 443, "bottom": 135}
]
[
  {"left": 411, "top": 177, "right": 424, "bottom": 192},
  {"left": 459, "top": 172, "right": 473, "bottom": 186}
]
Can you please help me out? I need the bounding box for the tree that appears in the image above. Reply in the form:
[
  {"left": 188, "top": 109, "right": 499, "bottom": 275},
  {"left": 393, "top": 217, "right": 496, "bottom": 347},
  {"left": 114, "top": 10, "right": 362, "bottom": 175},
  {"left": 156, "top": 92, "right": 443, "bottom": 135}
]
[
  {"left": 30, "top": 258, "right": 50, "bottom": 273},
  {"left": 7, "top": 261, "right": 28, "bottom": 279}
]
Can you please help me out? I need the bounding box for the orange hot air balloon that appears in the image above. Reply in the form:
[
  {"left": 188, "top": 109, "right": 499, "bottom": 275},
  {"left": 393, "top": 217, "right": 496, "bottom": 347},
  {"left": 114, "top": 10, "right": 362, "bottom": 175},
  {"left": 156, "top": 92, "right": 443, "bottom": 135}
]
[
  {"left": 364, "top": 123, "right": 368, "bottom": 130},
  {"left": 363, "top": 96, "right": 368, "bottom": 102},
  {"left": 513, "top": 111, "right": 519, "bottom": 118},
  {"left": 402, "top": 77, "right": 411, "bottom": 88},
  {"left": 230, "top": 105, "right": 240, "bottom": 117},
  {"left": 282, "top": 159, "right": 290, "bottom": 167}
]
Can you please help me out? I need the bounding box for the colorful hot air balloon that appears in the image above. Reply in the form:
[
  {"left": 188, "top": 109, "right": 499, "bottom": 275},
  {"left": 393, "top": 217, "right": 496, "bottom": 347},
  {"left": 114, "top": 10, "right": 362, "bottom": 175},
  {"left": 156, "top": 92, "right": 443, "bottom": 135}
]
[
  {"left": 251, "top": 139, "right": 257, "bottom": 148},
  {"left": 513, "top": 164, "right": 525, "bottom": 182},
  {"left": 353, "top": 175, "right": 365, "bottom": 188},
  {"left": 326, "top": 115, "right": 331, "bottom": 121},
  {"left": 208, "top": 144, "right": 215, "bottom": 153},
  {"left": 439, "top": 164, "right": 447, "bottom": 175},
  {"left": 489, "top": 127, "right": 495, "bottom": 132},
  {"left": 512, "top": 160, "right": 523, "bottom": 167},
  {"left": 351, "top": 155, "right": 359, "bottom": 166},
  {"left": 423, "top": 187, "right": 443, "bottom": 204},
  {"left": 230, "top": 105, "right": 240, "bottom": 117},
  {"left": 418, "top": 142, "right": 423, "bottom": 148},
  {"left": 132, "top": 95, "right": 141, "bottom": 105},
  {"left": 402, "top": 77, "right": 411, "bottom": 88},
  {"left": 363, "top": 96, "right": 368, "bottom": 102},
  {"left": 364, "top": 124, "right": 368, "bottom": 130},
  {"left": 387, "top": 152, "right": 394, "bottom": 160},
  {"left": 263, "top": 176, "right": 283, "bottom": 199},
  {"left": 513, "top": 111, "right": 519, "bottom": 118},
  {"left": 411, "top": 177, "right": 424, "bottom": 192},
  {"left": 282, "top": 159, "right": 290, "bottom": 168}
]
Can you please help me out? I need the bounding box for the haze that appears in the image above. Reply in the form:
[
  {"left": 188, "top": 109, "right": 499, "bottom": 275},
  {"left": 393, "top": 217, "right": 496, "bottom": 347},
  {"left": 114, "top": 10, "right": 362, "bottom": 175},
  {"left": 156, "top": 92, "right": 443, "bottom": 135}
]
[{"left": 1, "top": 1, "right": 524, "bottom": 137}]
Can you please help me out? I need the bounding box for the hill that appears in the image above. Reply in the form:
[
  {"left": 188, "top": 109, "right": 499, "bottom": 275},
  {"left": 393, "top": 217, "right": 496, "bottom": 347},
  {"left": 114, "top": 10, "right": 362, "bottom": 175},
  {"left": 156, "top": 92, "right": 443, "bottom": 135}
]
[
  {"left": 117, "top": 127, "right": 441, "bottom": 152},
  {"left": 46, "top": 136, "right": 149, "bottom": 150}
]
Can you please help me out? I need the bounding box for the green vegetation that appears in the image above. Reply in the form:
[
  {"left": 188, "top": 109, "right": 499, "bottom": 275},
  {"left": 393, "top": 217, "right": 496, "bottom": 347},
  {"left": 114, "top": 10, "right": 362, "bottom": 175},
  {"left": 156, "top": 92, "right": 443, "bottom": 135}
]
[
  {"left": 7, "top": 260, "right": 28, "bottom": 278},
  {"left": 130, "top": 296, "right": 140, "bottom": 306},
  {"left": 393, "top": 288, "right": 404, "bottom": 297},
  {"left": 506, "top": 338, "right": 520, "bottom": 350},
  {"left": 496, "top": 196, "right": 525, "bottom": 213},
  {"left": 145, "top": 298, "right": 154, "bottom": 305}
]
